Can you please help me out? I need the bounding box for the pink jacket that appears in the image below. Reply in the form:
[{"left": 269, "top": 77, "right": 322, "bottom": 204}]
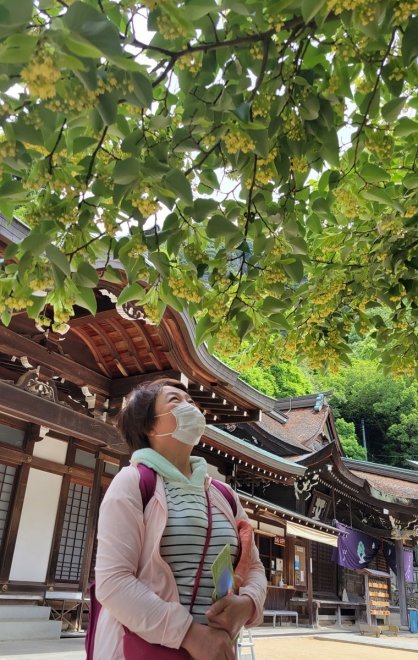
[{"left": 94, "top": 465, "right": 267, "bottom": 659}]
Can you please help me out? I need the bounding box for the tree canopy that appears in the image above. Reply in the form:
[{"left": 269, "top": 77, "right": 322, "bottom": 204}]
[
  {"left": 318, "top": 357, "right": 418, "bottom": 466},
  {"left": 0, "top": 0, "right": 417, "bottom": 373}
]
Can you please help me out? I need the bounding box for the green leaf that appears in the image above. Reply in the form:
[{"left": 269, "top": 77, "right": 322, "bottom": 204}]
[
  {"left": 0, "top": 0, "right": 32, "bottom": 39},
  {"left": 0, "top": 33, "right": 37, "bottom": 63},
  {"left": 97, "top": 91, "right": 119, "bottom": 126},
  {"left": 361, "top": 187, "right": 403, "bottom": 212},
  {"left": 117, "top": 283, "right": 145, "bottom": 306},
  {"left": 27, "top": 295, "right": 47, "bottom": 320},
  {"left": 195, "top": 313, "right": 216, "bottom": 346},
  {"left": 394, "top": 117, "right": 418, "bottom": 138},
  {"left": 403, "top": 173, "right": 418, "bottom": 189},
  {"left": 381, "top": 97, "right": 406, "bottom": 123},
  {"left": 260, "top": 296, "right": 287, "bottom": 315},
  {"left": 130, "top": 72, "right": 153, "bottom": 108},
  {"left": 283, "top": 258, "right": 304, "bottom": 282},
  {"left": 45, "top": 245, "right": 71, "bottom": 277},
  {"left": 63, "top": 2, "right": 122, "bottom": 57},
  {"left": 183, "top": 0, "right": 217, "bottom": 20},
  {"left": 113, "top": 158, "right": 140, "bottom": 185},
  {"left": 148, "top": 251, "right": 170, "bottom": 277},
  {"left": 164, "top": 170, "right": 193, "bottom": 204},
  {"left": 75, "top": 287, "right": 97, "bottom": 315},
  {"left": 360, "top": 163, "right": 390, "bottom": 183},
  {"left": 207, "top": 215, "right": 242, "bottom": 239},
  {"left": 301, "top": 0, "right": 327, "bottom": 24},
  {"left": 193, "top": 198, "right": 219, "bottom": 222},
  {"left": 20, "top": 232, "right": 51, "bottom": 256},
  {"left": 269, "top": 312, "right": 291, "bottom": 331},
  {"left": 74, "top": 262, "right": 99, "bottom": 288},
  {"left": 402, "top": 16, "right": 418, "bottom": 65},
  {"left": 102, "top": 266, "right": 123, "bottom": 284}
]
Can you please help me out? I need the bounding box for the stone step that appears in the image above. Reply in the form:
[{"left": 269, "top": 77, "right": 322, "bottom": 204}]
[
  {"left": 0, "top": 620, "right": 62, "bottom": 641},
  {"left": 0, "top": 605, "right": 52, "bottom": 621}
]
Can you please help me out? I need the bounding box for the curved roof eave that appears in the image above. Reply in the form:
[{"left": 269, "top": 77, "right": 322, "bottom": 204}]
[
  {"left": 97, "top": 260, "right": 288, "bottom": 419},
  {"left": 204, "top": 425, "right": 306, "bottom": 476}
]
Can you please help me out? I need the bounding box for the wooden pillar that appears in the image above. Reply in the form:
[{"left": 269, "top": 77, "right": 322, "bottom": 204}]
[
  {"left": 79, "top": 457, "right": 104, "bottom": 593},
  {"left": 0, "top": 424, "right": 35, "bottom": 586},
  {"left": 306, "top": 540, "right": 314, "bottom": 627},
  {"left": 395, "top": 539, "right": 409, "bottom": 628}
]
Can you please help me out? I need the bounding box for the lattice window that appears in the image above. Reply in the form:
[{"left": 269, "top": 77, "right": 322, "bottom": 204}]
[
  {"left": 0, "top": 463, "right": 16, "bottom": 552},
  {"left": 312, "top": 541, "right": 337, "bottom": 596},
  {"left": 55, "top": 483, "right": 91, "bottom": 583}
]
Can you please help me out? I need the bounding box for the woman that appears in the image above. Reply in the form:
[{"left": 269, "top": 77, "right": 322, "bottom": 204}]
[{"left": 93, "top": 378, "right": 267, "bottom": 659}]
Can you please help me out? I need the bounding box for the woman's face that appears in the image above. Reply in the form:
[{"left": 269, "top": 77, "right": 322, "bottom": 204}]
[{"left": 150, "top": 385, "right": 196, "bottom": 439}]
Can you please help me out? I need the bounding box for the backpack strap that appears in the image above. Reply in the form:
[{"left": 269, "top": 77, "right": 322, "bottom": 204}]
[
  {"left": 136, "top": 464, "right": 157, "bottom": 509},
  {"left": 212, "top": 479, "right": 237, "bottom": 517}
]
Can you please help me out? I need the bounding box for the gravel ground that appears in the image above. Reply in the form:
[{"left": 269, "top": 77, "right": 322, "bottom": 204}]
[{"left": 252, "top": 636, "right": 416, "bottom": 659}]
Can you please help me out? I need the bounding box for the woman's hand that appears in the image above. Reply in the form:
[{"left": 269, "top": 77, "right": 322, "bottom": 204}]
[
  {"left": 205, "top": 594, "right": 255, "bottom": 640},
  {"left": 181, "top": 621, "right": 235, "bottom": 660}
]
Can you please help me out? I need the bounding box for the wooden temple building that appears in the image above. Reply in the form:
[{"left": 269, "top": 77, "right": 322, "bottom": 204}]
[{"left": 0, "top": 216, "right": 417, "bottom": 638}]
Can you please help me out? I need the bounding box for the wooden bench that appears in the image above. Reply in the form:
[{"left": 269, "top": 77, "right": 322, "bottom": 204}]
[
  {"left": 290, "top": 597, "right": 365, "bottom": 628},
  {"left": 263, "top": 609, "right": 298, "bottom": 627}
]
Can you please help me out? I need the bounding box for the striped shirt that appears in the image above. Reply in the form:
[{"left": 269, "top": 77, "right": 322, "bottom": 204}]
[{"left": 160, "top": 480, "right": 239, "bottom": 624}]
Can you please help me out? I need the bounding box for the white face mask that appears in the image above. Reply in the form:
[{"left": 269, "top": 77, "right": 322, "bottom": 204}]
[{"left": 154, "top": 401, "right": 206, "bottom": 446}]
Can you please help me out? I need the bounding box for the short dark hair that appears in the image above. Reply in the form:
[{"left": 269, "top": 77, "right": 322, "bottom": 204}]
[{"left": 117, "top": 378, "right": 188, "bottom": 452}]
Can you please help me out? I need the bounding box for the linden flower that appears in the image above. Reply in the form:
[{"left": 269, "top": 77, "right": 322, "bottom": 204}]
[{"left": 21, "top": 54, "right": 61, "bottom": 99}]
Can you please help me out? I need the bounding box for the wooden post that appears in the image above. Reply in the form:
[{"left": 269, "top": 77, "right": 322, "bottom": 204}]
[
  {"left": 0, "top": 423, "right": 35, "bottom": 585},
  {"left": 79, "top": 457, "right": 104, "bottom": 594},
  {"left": 395, "top": 539, "right": 409, "bottom": 628},
  {"left": 306, "top": 540, "right": 314, "bottom": 627}
]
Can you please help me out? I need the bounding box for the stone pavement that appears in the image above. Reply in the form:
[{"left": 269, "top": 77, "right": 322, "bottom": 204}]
[{"left": 0, "top": 629, "right": 417, "bottom": 659}]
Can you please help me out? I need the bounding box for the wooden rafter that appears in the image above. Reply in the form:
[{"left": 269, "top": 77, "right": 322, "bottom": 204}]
[
  {"left": 85, "top": 322, "right": 129, "bottom": 377},
  {"left": 106, "top": 318, "right": 145, "bottom": 374},
  {"left": 0, "top": 325, "right": 110, "bottom": 395},
  {"left": 70, "top": 326, "right": 113, "bottom": 378}
]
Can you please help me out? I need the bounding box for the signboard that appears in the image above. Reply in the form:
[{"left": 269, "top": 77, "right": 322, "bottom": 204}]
[{"left": 274, "top": 535, "right": 286, "bottom": 546}]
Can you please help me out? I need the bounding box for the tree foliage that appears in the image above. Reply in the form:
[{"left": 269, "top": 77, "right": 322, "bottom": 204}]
[
  {"left": 221, "top": 353, "right": 314, "bottom": 397},
  {"left": 318, "top": 358, "right": 418, "bottom": 466},
  {"left": 335, "top": 417, "right": 366, "bottom": 460},
  {"left": 0, "top": 0, "right": 417, "bottom": 372}
]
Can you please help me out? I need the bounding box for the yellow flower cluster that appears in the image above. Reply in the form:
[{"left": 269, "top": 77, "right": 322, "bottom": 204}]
[
  {"left": 250, "top": 44, "right": 264, "bottom": 61},
  {"left": 29, "top": 276, "right": 54, "bottom": 292},
  {"left": 253, "top": 93, "right": 274, "bottom": 118},
  {"left": 157, "top": 14, "right": 189, "bottom": 41},
  {"left": 263, "top": 268, "right": 288, "bottom": 284},
  {"left": 290, "top": 155, "right": 309, "bottom": 173},
  {"left": 200, "top": 134, "right": 217, "bottom": 149},
  {"left": 355, "top": 76, "right": 375, "bottom": 94},
  {"left": 177, "top": 53, "right": 202, "bottom": 74},
  {"left": 335, "top": 38, "right": 356, "bottom": 61},
  {"left": 208, "top": 294, "right": 229, "bottom": 320},
  {"left": 168, "top": 273, "right": 201, "bottom": 303},
  {"left": 311, "top": 271, "right": 346, "bottom": 305},
  {"left": 366, "top": 132, "right": 393, "bottom": 159},
  {"left": 213, "top": 323, "right": 241, "bottom": 354},
  {"left": 21, "top": 51, "right": 61, "bottom": 99},
  {"left": 394, "top": 0, "right": 418, "bottom": 22},
  {"left": 223, "top": 130, "right": 255, "bottom": 155},
  {"left": 283, "top": 113, "right": 303, "bottom": 141},
  {"left": 270, "top": 240, "right": 288, "bottom": 258},
  {"left": 142, "top": 303, "right": 160, "bottom": 325},
  {"left": 389, "top": 66, "right": 404, "bottom": 81},
  {"left": 2, "top": 296, "right": 32, "bottom": 313},
  {"left": 0, "top": 141, "right": 16, "bottom": 158},
  {"left": 132, "top": 197, "right": 160, "bottom": 218},
  {"left": 405, "top": 206, "right": 417, "bottom": 218},
  {"left": 334, "top": 187, "right": 362, "bottom": 219}
]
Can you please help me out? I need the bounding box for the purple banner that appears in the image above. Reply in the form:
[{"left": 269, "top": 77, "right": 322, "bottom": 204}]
[
  {"left": 383, "top": 542, "right": 414, "bottom": 583},
  {"left": 331, "top": 521, "right": 379, "bottom": 569}
]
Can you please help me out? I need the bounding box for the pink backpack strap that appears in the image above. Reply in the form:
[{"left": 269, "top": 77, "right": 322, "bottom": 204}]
[
  {"left": 136, "top": 463, "right": 157, "bottom": 508},
  {"left": 211, "top": 479, "right": 237, "bottom": 517}
]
